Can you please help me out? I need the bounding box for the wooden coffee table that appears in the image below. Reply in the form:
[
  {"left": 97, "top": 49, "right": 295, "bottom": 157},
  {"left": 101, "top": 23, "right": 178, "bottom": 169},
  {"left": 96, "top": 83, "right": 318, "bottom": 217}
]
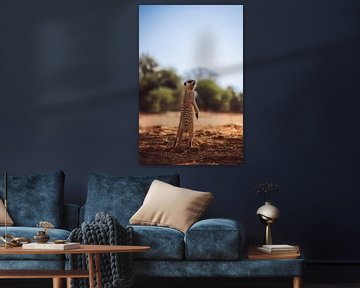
[{"left": 0, "top": 244, "right": 150, "bottom": 288}]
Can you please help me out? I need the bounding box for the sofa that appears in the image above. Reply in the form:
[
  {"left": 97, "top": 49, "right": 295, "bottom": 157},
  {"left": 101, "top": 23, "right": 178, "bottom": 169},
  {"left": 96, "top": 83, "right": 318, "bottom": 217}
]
[
  {"left": 0, "top": 171, "right": 303, "bottom": 287},
  {"left": 0, "top": 170, "right": 78, "bottom": 270},
  {"left": 80, "top": 173, "right": 304, "bottom": 283}
]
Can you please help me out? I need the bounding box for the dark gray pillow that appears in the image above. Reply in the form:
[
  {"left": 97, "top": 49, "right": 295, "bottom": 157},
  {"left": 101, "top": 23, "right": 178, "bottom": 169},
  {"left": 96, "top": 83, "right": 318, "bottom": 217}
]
[
  {"left": 84, "top": 173, "right": 180, "bottom": 225},
  {"left": 0, "top": 170, "right": 65, "bottom": 227}
]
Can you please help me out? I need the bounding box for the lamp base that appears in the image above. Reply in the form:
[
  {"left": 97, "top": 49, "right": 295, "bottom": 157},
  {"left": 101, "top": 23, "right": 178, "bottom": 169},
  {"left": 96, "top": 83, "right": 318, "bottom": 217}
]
[{"left": 265, "top": 223, "right": 272, "bottom": 245}]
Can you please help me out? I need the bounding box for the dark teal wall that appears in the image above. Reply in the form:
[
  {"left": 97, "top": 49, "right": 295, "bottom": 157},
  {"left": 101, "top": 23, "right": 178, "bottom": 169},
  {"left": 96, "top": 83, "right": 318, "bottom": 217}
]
[{"left": 1, "top": 0, "right": 359, "bottom": 262}]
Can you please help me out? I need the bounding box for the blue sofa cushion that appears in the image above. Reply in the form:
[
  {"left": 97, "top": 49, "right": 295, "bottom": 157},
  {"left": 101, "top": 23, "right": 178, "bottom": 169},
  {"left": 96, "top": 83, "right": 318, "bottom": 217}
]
[
  {"left": 130, "top": 225, "right": 184, "bottom": 260},
  {"left": 184, "top": 218, "right": 245, "bottom": 260},
  {"left": 0, "top": 260, "right": 65, "bottom": 270},
  {"left": 0, "top": 227, "right": 69, "bottom": 261},
  {"left": 84, "top": 173, "right": 180, "bottom": 225},
  {"left": 0, "top": 171, "right": 65, "bottom": 227}
]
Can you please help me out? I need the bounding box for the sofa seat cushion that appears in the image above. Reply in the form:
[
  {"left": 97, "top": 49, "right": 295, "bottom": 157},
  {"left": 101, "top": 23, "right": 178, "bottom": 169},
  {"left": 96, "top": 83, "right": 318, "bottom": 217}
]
[
  {"left": 0, "top": 227, "right": 70, "bottom": 261},
  {"left": 84, "top": 174, "right": 180, "bottom": 226},
  {"left": 0, "top": 260, "right": 64, "bottom": 270},
  {"left": 130, "top": 225, "right": 184, "bottom": 260},
  {"left": 134, "top": 258, "right": 304, "bottom": 277},
  {"left": 184, "top": 218, "right": 245, "bottom": 260}
]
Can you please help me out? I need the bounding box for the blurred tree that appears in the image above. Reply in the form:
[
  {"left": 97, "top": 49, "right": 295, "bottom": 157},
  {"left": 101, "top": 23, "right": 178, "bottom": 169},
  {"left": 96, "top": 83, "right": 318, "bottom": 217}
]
[
  {"left": 158, "top": 69, "right": 180, "bottom": 90},
  {"left": 139, "top": 53, "right": 158, "bottom": 78},
  {"left": 139, "top": 54, "right": 161, "bottom": 111},
  {"left": 139, "top": 55, "right": 243, "bottom": 113},
  {"left": 139, "top": 73, "right": 160, "bottom": 111},
  {"left": 171, "top": 87, "right": 184, "bottom": 111},
  {"left": 158, "top": 69, "right": 183, "bottom": 111},
  {"left": 196, "top": 79, "right": 222, "bottom": 111},
  {"left": 219, "top": 87, "right": 235, "bottom": 112},
  {"left": 147, "top": 87, "right": 174, "bottom": 112},
  {"left": 230, "top": 92, "right": 243, "bottom": 113}
]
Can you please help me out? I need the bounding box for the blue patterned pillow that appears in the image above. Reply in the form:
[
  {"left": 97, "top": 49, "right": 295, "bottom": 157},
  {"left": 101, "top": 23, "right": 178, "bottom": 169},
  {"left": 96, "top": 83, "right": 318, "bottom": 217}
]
[
  {"left": 0, "top": 170, "right": 65, "bottom": 227},
  {"left": 84, "top": 173, "right": 180, "bottom": 225}
]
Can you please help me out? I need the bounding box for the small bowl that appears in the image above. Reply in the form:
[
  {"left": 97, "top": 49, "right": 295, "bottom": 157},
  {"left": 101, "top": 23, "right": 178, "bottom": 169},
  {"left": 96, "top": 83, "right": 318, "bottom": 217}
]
[{"left": 33, "top": 232, "right": 50, "bottom": 243}]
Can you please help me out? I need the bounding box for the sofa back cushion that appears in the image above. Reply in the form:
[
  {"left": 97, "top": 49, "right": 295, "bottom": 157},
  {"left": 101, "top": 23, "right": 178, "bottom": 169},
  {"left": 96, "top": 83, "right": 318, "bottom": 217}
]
[
  {"left": 0, "top": 170, "right": 65, "bottom": 227},
  {"left": 84, "top": 173, "right": 180, "bottom": 225}
]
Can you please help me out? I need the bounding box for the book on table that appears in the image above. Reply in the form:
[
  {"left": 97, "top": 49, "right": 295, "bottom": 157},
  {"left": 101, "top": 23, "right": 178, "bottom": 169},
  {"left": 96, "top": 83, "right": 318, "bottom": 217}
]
[
  {"left": 256, "top": 244, "right": 299, "bottom": 254},
  {"left": 22, "top": 242, "right": 80, "bottom": 250},
  {"left": 248, "top": 245, "right": 300, "bottom": 260}
]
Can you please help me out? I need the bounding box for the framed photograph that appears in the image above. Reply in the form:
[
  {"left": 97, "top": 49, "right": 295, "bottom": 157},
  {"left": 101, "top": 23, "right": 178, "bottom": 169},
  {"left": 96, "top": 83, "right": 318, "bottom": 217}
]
[{"left": 139, "top": 5, "right": 243, "bottom": 165}]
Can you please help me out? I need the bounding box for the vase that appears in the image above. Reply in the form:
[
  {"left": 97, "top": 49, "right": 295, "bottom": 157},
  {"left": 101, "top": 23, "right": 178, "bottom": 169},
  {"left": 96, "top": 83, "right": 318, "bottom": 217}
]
[{"left": 33, "top": 231, "right": 50, "bottom": 243}]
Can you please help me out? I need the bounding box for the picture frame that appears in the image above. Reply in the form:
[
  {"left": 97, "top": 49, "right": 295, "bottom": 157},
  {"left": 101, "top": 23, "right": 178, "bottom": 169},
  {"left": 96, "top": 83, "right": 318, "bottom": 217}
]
[{"left": 139, "top": 5, "right": 243, "bottom": 165}]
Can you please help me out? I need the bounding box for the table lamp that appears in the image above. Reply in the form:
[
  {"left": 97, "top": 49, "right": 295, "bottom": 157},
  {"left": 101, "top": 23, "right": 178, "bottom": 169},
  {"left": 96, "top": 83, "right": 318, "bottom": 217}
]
[{"left": 256, "top": 201, "right": 280, "bottom": 245}]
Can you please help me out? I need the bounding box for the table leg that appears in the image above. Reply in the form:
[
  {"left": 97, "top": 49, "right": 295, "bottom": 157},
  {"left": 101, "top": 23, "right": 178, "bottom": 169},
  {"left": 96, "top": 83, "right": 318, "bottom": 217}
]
[
  {"left": 293, "top": 276, "right": 302, "bottom": 288},
  {"left": 66, "top": 277, "right": 72, "bottom": 288},
  {"left": 88, "top": 253, "right": 95, "bottom": 288},
  {"left": 95, "top": 253, "right": 102, "bottom": 288},
  {"left": 52, "top": 278, "right": 62, "bottom": 288}
]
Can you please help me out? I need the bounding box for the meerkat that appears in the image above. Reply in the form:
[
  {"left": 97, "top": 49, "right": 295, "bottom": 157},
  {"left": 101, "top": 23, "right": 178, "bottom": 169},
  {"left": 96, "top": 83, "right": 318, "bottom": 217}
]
[{"left": 174, "top": 79, "right": 199, "bottom": 148}]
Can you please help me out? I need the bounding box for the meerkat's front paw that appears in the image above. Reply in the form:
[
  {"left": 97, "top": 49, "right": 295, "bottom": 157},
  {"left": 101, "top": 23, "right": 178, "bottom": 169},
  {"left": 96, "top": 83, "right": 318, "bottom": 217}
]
[{"left": 195, "top": 112, "right": 199, "bottom": 119}]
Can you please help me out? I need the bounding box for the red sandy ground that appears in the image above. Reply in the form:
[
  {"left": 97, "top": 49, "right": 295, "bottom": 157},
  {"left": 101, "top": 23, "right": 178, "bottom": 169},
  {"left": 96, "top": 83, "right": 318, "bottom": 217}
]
[{"left": 139, "top": 112, "right": 243, "bottom": 165}]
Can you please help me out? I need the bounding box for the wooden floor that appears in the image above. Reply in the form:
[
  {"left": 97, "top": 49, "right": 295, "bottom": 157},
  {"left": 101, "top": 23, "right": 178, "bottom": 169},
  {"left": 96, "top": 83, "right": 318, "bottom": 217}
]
[
  {"left": 1, "top": 279, "right": 360, "bottom": 288},
  {"left": 306, "top": 285, "right": 360, "bottom": 288},
  {"left": 139, "top": 282, "right": 360, "bottom": 288}
]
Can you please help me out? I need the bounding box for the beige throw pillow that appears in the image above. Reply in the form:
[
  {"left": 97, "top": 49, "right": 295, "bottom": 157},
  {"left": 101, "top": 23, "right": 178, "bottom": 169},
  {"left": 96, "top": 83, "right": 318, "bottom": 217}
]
[
  {"left": 0, "top": 199, "right": 14, "bottom": 226},
  {"left": 130, "top": 180, "right": 213, "bottom": 233}
]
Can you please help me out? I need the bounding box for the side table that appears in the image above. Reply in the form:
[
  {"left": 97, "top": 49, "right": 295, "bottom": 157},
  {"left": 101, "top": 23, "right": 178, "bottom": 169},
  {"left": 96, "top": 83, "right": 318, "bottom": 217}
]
[{"left": 247, "top": 245, "right": 304, "bottom": 288}]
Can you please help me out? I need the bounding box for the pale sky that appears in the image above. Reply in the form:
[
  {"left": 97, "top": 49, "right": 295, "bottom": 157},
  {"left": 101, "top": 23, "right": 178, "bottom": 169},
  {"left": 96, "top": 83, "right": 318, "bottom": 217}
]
[{"left": 139, "top": 5, "right": 243, "bottom": 93}]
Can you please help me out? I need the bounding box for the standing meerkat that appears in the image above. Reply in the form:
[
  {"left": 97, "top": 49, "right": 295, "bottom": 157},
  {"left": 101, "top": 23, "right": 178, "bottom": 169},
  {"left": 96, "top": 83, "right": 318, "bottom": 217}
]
[{"left": 174, "top": 79, "right": 199, "bottom": 148}]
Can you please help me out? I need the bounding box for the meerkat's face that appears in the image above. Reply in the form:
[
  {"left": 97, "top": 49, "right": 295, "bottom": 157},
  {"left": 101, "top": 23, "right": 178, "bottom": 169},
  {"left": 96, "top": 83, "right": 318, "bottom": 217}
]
[{"left": 184, "top": 79, "right": 196, "bottom": 91}]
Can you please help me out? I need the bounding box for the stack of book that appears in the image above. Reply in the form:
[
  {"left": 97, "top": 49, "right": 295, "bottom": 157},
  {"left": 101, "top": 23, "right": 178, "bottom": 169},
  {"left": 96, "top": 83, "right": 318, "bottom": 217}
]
[
  {"left": 257, "top": 244, "right": 299, "bottom": 254},
  {"left": 248, "top": 244, "right": 300, "bottom": 260},
  {"left": 22, "top": 242, "right": 80, "bottom": 250}
]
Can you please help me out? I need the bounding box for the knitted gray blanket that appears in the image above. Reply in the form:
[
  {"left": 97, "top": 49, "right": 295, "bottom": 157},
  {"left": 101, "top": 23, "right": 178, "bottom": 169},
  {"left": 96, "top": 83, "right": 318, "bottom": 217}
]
[{"left": 68, "top": 212, "right": 134, "bottom": 288}]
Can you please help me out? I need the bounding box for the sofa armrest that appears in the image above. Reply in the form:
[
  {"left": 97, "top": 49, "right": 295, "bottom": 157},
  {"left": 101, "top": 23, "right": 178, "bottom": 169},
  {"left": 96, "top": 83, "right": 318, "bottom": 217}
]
[
  {"left": 63, "top": 204, "right": 80, "bottom": 231},
  {"left": 184, "top": 218, "right": 245, "bottom": 260}
]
